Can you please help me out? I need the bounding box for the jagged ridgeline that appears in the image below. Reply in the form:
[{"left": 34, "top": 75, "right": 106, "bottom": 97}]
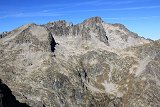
[{"left": 0, "top": 17, "right": 160, "bottom": 107}]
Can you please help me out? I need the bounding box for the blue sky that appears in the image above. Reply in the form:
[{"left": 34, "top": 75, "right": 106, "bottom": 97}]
[{"left": 0, "top": 0, "right": 160, "bottom": 40}]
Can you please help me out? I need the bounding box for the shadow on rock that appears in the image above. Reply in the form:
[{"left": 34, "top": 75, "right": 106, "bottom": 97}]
[{"left": 0, "top": 79, "right": 30, "bottom": 107}]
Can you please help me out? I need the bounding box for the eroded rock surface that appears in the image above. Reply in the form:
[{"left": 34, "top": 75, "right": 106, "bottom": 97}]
[{"left": 0, "top": 17, "right": 159, "bottom": 107}]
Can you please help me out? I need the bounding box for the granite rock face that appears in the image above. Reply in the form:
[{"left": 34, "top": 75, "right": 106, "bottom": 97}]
[
  {"left": 45, "top": 17, "right": 109, "bottom": 46},
  {"left": 0, "top": 17, "right": 160, "bottom": 107}
]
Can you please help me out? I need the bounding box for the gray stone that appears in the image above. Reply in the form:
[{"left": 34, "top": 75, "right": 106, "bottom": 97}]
[{"left": 0, "top": 17, "right": 159, "bottom": 107}]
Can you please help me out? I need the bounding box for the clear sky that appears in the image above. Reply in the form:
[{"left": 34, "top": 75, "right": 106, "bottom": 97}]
[{"left": 0, "top": 0, "right": 160, "bottom": 40}]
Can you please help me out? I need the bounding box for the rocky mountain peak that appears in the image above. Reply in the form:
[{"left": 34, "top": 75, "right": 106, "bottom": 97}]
[
  {"left": 0, "top": 17, "right": 151, "bottom": 50},
  {"left": 111, "top": 23, "right": 139, "bottom": 37},
  {"left": 20, "top": 23, "right": 37, "bottom": 30},
  {"left": 0, "top": 17, "right": 159, "bottom": 107},
  {"left": 83, "top": 16, "right": 103, "bottom": 24},
  {"left": 47, "top": 20, "right": 68, "bottom": 27},
  {"left": 111, "top": 23, "right": 126, "bottom": 28},
  {"left": 82, "top": 16, "right": 104, "bottom": 29}
]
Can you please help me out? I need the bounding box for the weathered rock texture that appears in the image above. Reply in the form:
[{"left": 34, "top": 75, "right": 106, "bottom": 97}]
[
  {"left": 0, "top": 17, "right": 159, "bottom": 107},
  {"left": 0, "top": 79, "right": 30, "bottom": 107}
]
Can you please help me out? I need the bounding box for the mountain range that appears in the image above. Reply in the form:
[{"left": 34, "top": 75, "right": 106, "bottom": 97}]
[{"left": 0, "top": 17, "right": 160, "bottom": 107}]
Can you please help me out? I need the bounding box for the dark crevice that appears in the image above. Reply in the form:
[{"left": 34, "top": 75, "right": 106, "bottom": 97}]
[
  {"left": 45, "top": 27, "right": 58, "bottom": 52},
  {"left": 49, "top": 32, "right": 57, "bottom": 52},
  {"left": 0, "top": 79, "right": 31, "bottom": 107}
]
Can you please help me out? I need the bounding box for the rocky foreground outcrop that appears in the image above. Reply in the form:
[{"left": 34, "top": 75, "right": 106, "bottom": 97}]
[{"left": 0, "top": 17, "right": 160, "bottom": 107}]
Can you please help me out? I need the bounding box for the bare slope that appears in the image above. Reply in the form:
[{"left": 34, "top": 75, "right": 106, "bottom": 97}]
[{"left": 0, "top": 17, "right": 160, "bottom": 107}]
